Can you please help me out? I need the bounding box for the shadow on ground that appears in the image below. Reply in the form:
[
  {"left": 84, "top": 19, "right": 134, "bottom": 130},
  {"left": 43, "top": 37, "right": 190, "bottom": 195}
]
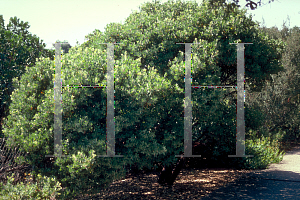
[
  {"left": 201, "top": 145, "right": 300, "bottom": 200},
  {"left": 73, "top": 167, "right": 252, "bottom": 200}
]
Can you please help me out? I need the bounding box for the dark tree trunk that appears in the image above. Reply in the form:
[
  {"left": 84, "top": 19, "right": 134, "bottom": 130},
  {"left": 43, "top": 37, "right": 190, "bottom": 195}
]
[
  {"left": 157, "top": 142, "right": 205, "bottom": 186},
  {"left": 158, "top": 156, "right": 186, "bottom": 186}
]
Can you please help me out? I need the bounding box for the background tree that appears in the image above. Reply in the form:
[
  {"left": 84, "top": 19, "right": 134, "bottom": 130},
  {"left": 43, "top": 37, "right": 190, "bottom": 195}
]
[
  {"left": 51, "top": 40, "right": 72, "bottom": 54},
  {"left": 0, "top": 15, "right": 55, "bottom": 138},
  {"left": 247, "top": 21, "right": 300, "bottom": 144},
  {"left": 2, "top": 0, "right": 287, "bottom": 198}
]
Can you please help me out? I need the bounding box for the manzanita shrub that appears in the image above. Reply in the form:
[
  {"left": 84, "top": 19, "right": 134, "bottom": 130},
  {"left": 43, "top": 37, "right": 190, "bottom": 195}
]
[
  {"left": 2, "top": 48, "right": 147, "bottom": 199},
  {"left": 0, "top": 172, "right": 63, "bottom": 199},
  {"left": 2, "top": 0, "right": 287, "bottom": 198}
]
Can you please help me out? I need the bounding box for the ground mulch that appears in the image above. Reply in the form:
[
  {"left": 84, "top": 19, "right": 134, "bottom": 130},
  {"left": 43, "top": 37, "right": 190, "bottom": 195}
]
[
  {"left": 1, "top": 140, "right": 298, "bottom": 199},
  {"left": 73, "top": 167, "right": 253, "bottom": 200},
  {"left": 73, "top": 141, "right": 300, "bottom": 200}
]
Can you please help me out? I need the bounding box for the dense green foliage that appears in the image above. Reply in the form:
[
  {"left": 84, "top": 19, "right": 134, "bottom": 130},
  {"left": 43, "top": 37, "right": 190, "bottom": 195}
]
[
  {"left": 0, "top": 15, "right": 55, "bottom": 137},
  {"left": 82, "top": 0, "right": 286, "bottom": 166},
  {"left": 246, "top": 23, "right": 300, "bottom": 145},
  {"left": 0, "top": 173, "right": 62, "bottom": 200},
  {"left": 1, "top": 0, "right": 295, "bottom": 198}
]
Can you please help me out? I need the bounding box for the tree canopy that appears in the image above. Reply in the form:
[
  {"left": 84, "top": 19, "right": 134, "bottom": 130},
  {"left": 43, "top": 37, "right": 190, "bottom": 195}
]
[
  {"left": 0, "top": 15, "right": 55, "bottom": 138},
  {"left": 1, "top": 0, "right": 287, "bottom": 198}
]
